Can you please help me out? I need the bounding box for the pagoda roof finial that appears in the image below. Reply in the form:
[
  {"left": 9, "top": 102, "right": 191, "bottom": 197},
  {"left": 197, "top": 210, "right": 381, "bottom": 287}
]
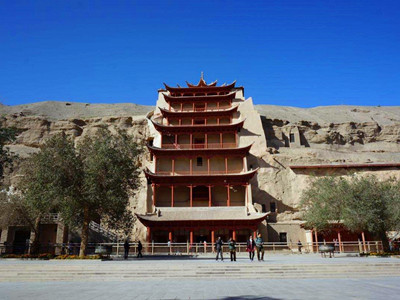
[{"left": 201, "top": 71, "right": 204, "bottom": 80}]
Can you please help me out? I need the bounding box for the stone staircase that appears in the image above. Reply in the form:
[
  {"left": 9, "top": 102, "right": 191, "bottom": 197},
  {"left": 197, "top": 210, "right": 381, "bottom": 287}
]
[{"left": 1, "top": 260, "right": 400, "bottom": 282}]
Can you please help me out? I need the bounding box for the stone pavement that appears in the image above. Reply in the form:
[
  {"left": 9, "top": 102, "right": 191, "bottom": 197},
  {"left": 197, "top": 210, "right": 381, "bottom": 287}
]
[{"left": 0, "top": 254, "right": 399, "bottom": 299}]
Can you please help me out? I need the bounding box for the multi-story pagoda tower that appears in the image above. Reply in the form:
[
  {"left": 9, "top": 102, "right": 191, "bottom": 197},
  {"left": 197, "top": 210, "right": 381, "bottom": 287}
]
[{"left": 137, "top": 75, "right": 268, "bottom": 244}]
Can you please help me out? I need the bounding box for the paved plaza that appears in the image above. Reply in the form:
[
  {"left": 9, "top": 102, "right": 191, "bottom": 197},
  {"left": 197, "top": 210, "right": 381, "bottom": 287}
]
[{"left": 0, "top": 254, "right": 399, "bottom": 299}]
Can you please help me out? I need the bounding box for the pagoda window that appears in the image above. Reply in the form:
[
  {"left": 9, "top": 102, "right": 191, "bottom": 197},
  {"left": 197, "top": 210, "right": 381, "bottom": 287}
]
[
  {"left": 213, "top": 186, "right": 228, "bottom": 207},
  {"left": 162, "top": 135, "right": 174, "bottom": 148},
  {"left": 181, "top": 118, "right": 192, "bottom": 125},
  {"left": 219, "top": 117, "right": 230, "bottom": 125},
  {"left": 207, "top": 102, "right": 217, "bottom": 110},
  {"left": 196, "top": 157, "right": 203, "bottom": 166},
  {"left": 270, "top": 202, "right": 276, "bottom": 213},
  {"left": 182, "top": 103, "right": 192, "bottom": 112},
  {"left": 174, "top": 158, "right": 190, "bottom": 175},
  {"left": 171, "top": 103, "right": 180, "bottom": 111},
  {"left": 169, "top": 119, "right": 179, "bottom": 126},
  {"left": 193, "top": 136, "right": 205, "bottom": 148},
  {"left": 230, "top": 185, "right": 246, "bottom": 206},
  {"left": 156, "top": 186, "right": 172, "bottom": 207},
  {"left": 227, "top": 157, "right": 244, "bottom": 173},
  {"left": 177, "top": 134, "right": 190, "bottom": 148},
  {"left": 209, "top": 157, "right": 225, "bottom": 173},
  {"left": 192, "top": 186, "right": 209, "bottom": 207},
  {"left": 223, "top": 133, "right": 236, "bottom": 147},
  {"left": 207, "top": 118, "right": 218, "bottom": 125},
  {"left": 290, "top": 133, "right": 295, "bottom": 143},
  {"left": 194, "top": 119, "right": 205, "bottom": 125},
  {"left": 220, "top": 100, "right": 230, "bottom": 109},
  {"left": 194, "top": 103, "right": 205, "bottom": 112}
]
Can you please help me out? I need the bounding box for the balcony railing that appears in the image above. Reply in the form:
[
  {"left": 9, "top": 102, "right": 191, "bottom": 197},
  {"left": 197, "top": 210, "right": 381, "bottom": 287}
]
[
  {"left": 161, "top": 143, "right": 237, "bottom": 150},
  {"left": 176, "top": 106, "right": 231, "bottom": 112},
  {"left": 155, "top": 169, "right": 244, "bottom": 176}
]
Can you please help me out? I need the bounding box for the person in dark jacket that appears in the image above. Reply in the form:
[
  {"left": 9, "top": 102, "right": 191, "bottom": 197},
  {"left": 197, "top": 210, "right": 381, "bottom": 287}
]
[
  {"left": 137, "top": 240, "right": 143, "bottom": 258},
  {"left": 215, "top": 237, "right": 224, "bottom": 261},
  {"left": 255, "top": 233, "right": 264, "bottom": 261},
  {"left": 247, "top": 235, "right": 255, "bottom": 261},
  {"left": 124, "top": 239, "right": 130, "bottom": 260},
  {"left": 228, "top": 238, "right": 236, "bottom": 261}
]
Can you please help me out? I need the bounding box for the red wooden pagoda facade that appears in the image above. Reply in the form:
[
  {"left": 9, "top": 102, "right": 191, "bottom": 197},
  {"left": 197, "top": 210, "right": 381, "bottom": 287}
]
[{"left": 137, "top": 76, "right": 268, "bottom": 244}]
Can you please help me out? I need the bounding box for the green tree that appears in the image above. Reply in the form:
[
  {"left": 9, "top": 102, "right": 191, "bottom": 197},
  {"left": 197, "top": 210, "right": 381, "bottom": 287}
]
[
  {"left": 301, "top": 175, "right": 400, "bottom": 250},
  {"left": 16, "top": 134, "right": 79, "bottom": 253},
  {"left": 17, "top": 129, "right": 141, "bottom": 256},
  {"left": 300, "top": 176, "right": 347, "bottom": 231}
]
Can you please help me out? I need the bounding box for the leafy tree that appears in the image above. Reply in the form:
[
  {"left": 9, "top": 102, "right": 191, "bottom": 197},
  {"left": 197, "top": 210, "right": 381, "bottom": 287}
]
[
  {"left": 301, "top": 175, "right": 400, "bottom": 250},
  {"left": 16, "top": 134, "right": 78, "bottom": 253},
  {"left": 17, "top": 129, "right": 141, "bottom": 256},
  {"left": 300, "top": 176, "right": 347, "bottom": 231}
]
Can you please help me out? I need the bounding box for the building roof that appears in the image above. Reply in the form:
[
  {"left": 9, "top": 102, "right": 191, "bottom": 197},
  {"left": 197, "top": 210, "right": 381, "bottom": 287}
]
[
  {"left": 136, "top": 207, "right": 268, "bottom": 226},
  {"left": 144, "top": 167, "right": 258, "bottom": 185},
  {"left": 290, "top": 163, "right": 400, "bottom": 169},
  {"left": 163, "top": 81, "right": 237, "bottom": 94},
  {"left": 163, "top": 91, "right": 237, "bottom": 103},
  {"left": 159, "top": 105, "right": 239, "bottom": 118},
  {"left": 147, "top": 143, "right": 253, "bottom": 157},
  {"left": 150, "top": 118, "right": 245, "bottom": 134}
]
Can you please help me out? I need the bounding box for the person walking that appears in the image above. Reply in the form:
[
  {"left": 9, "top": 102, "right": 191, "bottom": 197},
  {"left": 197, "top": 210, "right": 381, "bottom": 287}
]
[
  {"left": 124, "top": 239, "right": 130, "bottom": 260},
  {"left": 255, "top": 233, "right": 264, "bottom": 261},
  {"left": 137, "top": 240, "right": 143, "bottom": 258},
  {"left": 297, "top": 240, "right": 303, "bottom": 254},
  {"left": 228, "top": 238, "right": 236, "bottom": 261},
  {"left": 215, "top": 237, "right": 224, "bottom": 261},
  {"left": 247, "top": 235, "right": 255, "bottom": 261}
]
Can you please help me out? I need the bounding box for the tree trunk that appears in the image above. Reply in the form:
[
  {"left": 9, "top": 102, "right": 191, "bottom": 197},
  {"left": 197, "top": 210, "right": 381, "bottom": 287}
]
[
  {"left": 30, "top": 215, "right": 41, "bottom": 255},
  {"left": 380, "top": 231, "right": 389, "bottom": 252},
  {"left": 79, "top": 206, "right": 90, "bottom": 257}
]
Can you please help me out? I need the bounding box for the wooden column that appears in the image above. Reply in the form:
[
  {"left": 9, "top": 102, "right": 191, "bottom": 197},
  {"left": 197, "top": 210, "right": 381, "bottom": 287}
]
[
  {"left": 220, "top": 133, "right": 223, "bottom": 148},
  {"left": 253, "top": 230, "right": 257, "bottom": 240},
  {"left": 338, "top": 231, "right": 342, "bottom": 253},
  {"left": 225, "top": 157, "right": 228, "bottom": 174},
  {"left": 205, "top": 133, "right": 208, "bottom": 149},
  {"left": 207, "top": 158, "right": 210, "bottom": 175},
  {"left": 234, "top": 132, "right": 238, "bottom": 146},
  {"left": 190, "top": 159, "right": 193, "bottom": 175},
  {"left": 152, "top": 184, "right": 156, "bottom": 207},
  {"left": 180, "top": 103, "right": 183, "bottom": 112},
  {"left": 208, "top": 185, "right": 212, "bottom": 207},
  {"left": 227, "top": 185, "right": 231, "bottom": 207},
  {"left": 211, "top": 230, "right": 215, "bottom": 245},
  {"left": 232, "top": 230, "right": 236, "bottom": 241},
  {"left": 190, "top": 134, "right": 193, "bottom": 149},
  {"left": 314, "top": 229, "right": 318, "bottom": 253},
  {"left": 190, "top": 231, "right": 194, "bottom": 245},
  {"left": 169, "top": 231, "right": 173, "bottom": 241},
  {"left": 192, "top": 103, "right": 195, "bottom": 111},
  {"left": 172, "top": 159, "right": 175, "bottom": 175},
  {"left": 147, "top": 227, "right": 151, "bottom": 243},
  {"left": 361, "top": 231, "right": 367, "bottom": 253},
  {"left": 245, "top": 184, "right": 248, "bottom": 207},
  {"left": 171, "top": 185, "right": 174, "bottom": 207},
  {"left": 190, "top": 185, "right": 193, "bottom": 207},
  {"left": 154, "top": 156, "right": 157, "bottom": 172},
  {"left": 175, "top": 134, "right": 178, "bottom": 148}
]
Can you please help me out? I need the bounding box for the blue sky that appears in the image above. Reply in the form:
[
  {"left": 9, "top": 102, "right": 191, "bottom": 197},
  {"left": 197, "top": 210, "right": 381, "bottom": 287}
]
[{"left": 0, "top": 0, "right": 399, "bottom": 107}]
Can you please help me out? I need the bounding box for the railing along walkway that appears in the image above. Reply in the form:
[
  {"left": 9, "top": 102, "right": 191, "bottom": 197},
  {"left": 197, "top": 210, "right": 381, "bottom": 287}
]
[{"left": 0, "top": 241, "right": 383, "bottom": 256}]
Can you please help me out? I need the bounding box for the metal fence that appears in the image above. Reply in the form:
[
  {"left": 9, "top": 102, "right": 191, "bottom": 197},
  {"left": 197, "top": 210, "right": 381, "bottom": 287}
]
[{"left": 0, "top": 240, "right": 383, "bottom": 256}]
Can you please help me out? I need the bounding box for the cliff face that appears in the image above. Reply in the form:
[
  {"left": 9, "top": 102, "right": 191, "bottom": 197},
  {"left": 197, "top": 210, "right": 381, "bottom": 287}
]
[{"left": 1, "top": 101, "right": 400, "bottom": 241}]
